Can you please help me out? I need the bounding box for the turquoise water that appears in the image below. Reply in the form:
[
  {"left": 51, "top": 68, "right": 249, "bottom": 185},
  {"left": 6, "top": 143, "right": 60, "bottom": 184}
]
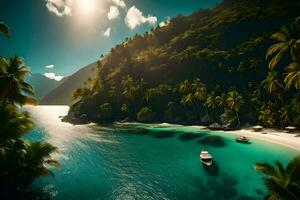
[{"left": 25, "top": 106, "right": 299, "bottom": 200}]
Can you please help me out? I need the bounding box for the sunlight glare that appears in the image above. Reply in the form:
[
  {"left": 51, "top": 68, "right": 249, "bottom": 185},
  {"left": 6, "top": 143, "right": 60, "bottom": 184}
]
[{"left": 76, "top": 0, "right": 96, "bottom": 16}]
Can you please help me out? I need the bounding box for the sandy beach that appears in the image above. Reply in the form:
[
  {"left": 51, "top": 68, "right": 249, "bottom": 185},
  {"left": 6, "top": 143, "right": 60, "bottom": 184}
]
[{"left": 222, "top": 128, "right": 300, "bottom": 152}]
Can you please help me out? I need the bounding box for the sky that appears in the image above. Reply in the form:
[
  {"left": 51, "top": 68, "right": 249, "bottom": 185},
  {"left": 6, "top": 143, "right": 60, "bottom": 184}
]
[{"left": 0, "top": 0, "right": 219, "bottom": 80}]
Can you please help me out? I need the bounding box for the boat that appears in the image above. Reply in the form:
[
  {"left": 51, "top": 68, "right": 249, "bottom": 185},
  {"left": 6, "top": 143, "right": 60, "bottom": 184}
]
[
  {"left": 285, "top": 126, "right": 297, "bottom": 133},
  {"left": 200, "top": 151, "right": 213, "bottom": 166},
  {"left": 252, "top": 125, "right": 263, "bottom": 132},
  {"left": 235, "top": 136, "right": 250, "bottom": 143}
]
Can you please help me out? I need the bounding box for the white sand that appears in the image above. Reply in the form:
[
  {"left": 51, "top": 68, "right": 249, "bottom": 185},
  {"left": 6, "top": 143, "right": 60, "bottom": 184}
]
[{"left": 219, "top": 128, "right": 300, "bottom": 152}]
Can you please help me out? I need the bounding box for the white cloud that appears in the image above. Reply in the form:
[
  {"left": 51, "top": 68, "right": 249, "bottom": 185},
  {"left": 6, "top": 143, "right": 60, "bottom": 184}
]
[
  {"left": 110, "top": 0, "right": 126, "bottom": 8},
  {"left": 125, "top": 6, "right": 157, "bottom": 29},
  {"left": 159, "top": 17, "right": 170, "bottom": 27},
  {"left": 103, "top": 27, "right": 111, "bottom": 37},
  {"left": 44, "top": 73, "right": 64, "bottom": 81},
  {"left": 46, "top": 0, "right": 72, "bottom": 17},
  {"left": 45, "top": 64, "right": 54, "bottom": 69},
  {"left": 107, "top": 6, "right": 120, "bottom": 20}
]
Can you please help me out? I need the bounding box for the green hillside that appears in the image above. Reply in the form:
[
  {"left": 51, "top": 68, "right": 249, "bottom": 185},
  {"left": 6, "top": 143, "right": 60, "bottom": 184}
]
[{"left": 66, "top": 0, "right": 300, "bottom": 128}]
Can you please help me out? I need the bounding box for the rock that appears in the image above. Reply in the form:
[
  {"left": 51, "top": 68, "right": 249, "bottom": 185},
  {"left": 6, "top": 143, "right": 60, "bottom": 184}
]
[{"left": 208, "top": 123, "right": 223, "bottom": 130}]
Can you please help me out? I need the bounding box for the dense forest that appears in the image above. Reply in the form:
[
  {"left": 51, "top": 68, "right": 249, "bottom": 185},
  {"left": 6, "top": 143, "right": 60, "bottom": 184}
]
[{"left": 66, "top": 0, "right": 300, "bottom": 129}]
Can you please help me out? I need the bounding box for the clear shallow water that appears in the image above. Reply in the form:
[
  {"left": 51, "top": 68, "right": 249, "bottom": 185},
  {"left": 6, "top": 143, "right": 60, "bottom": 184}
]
[{"left": 25, "top": 106, "right": 299, "bottom": 200}]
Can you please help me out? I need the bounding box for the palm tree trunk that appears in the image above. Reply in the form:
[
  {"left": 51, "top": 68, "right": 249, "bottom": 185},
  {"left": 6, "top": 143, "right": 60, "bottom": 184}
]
[{"left": 236, "top": 110, "right": 240, "bottom": 128}]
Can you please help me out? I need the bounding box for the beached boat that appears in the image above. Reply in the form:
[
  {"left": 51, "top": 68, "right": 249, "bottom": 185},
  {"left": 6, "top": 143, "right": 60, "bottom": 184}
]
[
  {"left": 285, "top": 126, "right": 297, "bottom": 133},
  {"left": 200, "top": 151, "right": 213, "bottom": 166},
  {"left": 235, "top": 136, "right": 250, "bottom": 143},
  {"left": 252, "top": 125, "right": 263, "bottom": 132}
]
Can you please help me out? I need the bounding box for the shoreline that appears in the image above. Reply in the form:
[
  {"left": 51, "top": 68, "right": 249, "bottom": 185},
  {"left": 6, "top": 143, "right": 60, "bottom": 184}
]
[
  {"left": 218, "top": 128, "right": 300, "bottom": 152},
  {"left": 26, "top": 106, "right": 300, "bottom": 152},
  {"left": 117, "top": 121, "right": 300, "bottom": 152}
]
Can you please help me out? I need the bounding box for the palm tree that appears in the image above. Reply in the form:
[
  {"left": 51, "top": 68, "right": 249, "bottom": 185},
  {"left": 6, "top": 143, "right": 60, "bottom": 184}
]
[
  {"left": 0, "top": 104, "right": 33, "bottom": 142},
  {"left": 72, "top": 87, "right": 92, "bottom": 101},
  {"left": 191, "top": 78, "right": 204, "bottom": 91},
  {"left": 144, "top": 88, "right": 155, "bottom": 103},
  {"left": 181, "top": 93, "right": 193, "bottom": 107},
  {"left": 0, "top": 140, "right": 60, "bottom": 187},
  {"left": 178, "top": 80, "right": 190, "bottom": 94},
  {"left": 122, "top": 75, "right": 138, "bottom": 115},
  {"left": 23, "top": 141, "right": 60, "bottom": 182},
  {"left": 258, "top": 104, "right": 276, "bottom": 127},
  {"left": 0, "top": 22, "right": 10, "bottom": 38},
  {"left": 266, "top": 20, "right": 300, "bottom": 69},
  {"left": 279, "top": 106, "right": 291, "bottom": 127},
  {"left": 261, "top": 71, "right": 284, "bottom": 94},
  {"left": 205, "top": 91, "right": 219, "bottom": 111},
  {"left": 284, "top": 62, "right": 300, "bottom": 92},
  {"left": 216, "top": 93, "right": 227, "bottom": 111},
  {"left": 255, "top": 155, "right": 300, "bottom": 200},
  {"left": 226, "top": 90, "right": 244, "bottom": 127},
  {"left": 0, "top": 56, "right": 36, "bottom": 106}
]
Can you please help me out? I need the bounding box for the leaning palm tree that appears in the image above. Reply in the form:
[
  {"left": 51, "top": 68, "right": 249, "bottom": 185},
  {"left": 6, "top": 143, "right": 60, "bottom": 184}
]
[
  {"left": 284, "top": 62, "right": 300, "bottom": 92},
  {"left": 0, "top": 56, "right": 36, "bottom": 106},
  {"left": 255, "top": 155, "right": 300, "bottom": 200},
  {"left": 266, "top": 19, "right": 300, "bottom": 69},
  {"left": 0, "top": 22, "right": 10, "bottom": 38},
  {"left": 226, "top": 90, "right": 244, "bottom": 127},
  {"left": 261, "top": 71, "right": 284, "bottom": 94}
]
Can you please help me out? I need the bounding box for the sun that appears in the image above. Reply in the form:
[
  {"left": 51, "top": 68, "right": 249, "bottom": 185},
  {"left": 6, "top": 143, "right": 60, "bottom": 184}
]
[{"left": 76, "top": 0, "right": 96, "bottom": 16}]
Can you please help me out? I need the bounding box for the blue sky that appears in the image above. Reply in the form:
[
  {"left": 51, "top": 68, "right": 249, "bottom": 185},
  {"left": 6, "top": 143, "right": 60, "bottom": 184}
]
[{"left": 0, "top": 0, "right": 219, "bottom": 80}]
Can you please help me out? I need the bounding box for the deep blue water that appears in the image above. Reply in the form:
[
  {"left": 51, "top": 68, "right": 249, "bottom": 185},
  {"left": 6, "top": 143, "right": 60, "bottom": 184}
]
[{"left": 25, "top": 106, "right": 299, "bottom": 200}]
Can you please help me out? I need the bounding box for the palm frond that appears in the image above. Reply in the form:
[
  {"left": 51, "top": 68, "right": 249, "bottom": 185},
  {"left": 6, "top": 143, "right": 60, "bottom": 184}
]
[
  {"left": 271, "top": 32, "right": 288, "bottom": 42},
  {"left": 266, "top": 43, "right": 287, "bottom": 59},
  {"left": 268, "top": 46, "right": 289, "bottom": 69},
  {"left": 255, "top": 162, "right": 277, "bottom": 177},
  {"left": 0, "top": 22, "right": 10, "bottom": 38}
]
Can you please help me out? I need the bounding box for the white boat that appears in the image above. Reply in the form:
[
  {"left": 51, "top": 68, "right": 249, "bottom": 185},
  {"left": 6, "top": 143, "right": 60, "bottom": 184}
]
[
  {"left": 235, "top": 136, "right": 250, "bottom": 143},
  {"left": 200, "top": 151, "right": 212, "bottom": 166}
]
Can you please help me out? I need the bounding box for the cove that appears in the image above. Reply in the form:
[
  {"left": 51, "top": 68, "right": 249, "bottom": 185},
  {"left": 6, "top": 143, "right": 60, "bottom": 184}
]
[{"left": 25, "top": 106, "right": 299, "bottom": 200}]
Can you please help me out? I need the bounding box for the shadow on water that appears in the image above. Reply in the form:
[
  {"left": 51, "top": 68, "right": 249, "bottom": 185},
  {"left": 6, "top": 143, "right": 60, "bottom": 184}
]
[
  {"left": 191, "top": 174, "right": 239, "bottom": 199},
  {"left": 202, "top": 160, "right": 220, "bottom": 177},
  {"left": 178, "top": 132, "right": 207, "bottom": 141},
  {"left": 255, "top": 189, "right": 264, "bottom": 195},
  {"left": 237, "top": 196, "right": 257, "bottom": 200},
  {"left": 198, "top": 135, "right": 227, "bottom": 147},
  {"left": 207, "top": 175, "right": 238, "bottom": 199},
  {"left": 151, "top": 130, "right": 179, "bottom": 139},
  {"left": 115, "top": 127, "right": 152, "bottom": 136}
]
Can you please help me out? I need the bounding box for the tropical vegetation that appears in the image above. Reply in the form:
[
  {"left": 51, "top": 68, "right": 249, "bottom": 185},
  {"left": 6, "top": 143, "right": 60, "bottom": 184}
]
[
  {"left": 66, "top": 0, "right": 300, "bottom": 130},
  {"left": 0, "top": 22, "right": 59, "bottom": 199},
  {"left": 255, "top": 155, "right": 300, "bottom": 200}
]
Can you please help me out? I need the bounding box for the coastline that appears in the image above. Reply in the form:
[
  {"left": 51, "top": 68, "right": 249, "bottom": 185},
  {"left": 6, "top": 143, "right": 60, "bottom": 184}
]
[
  {"left": 28, "top": 105, "right": 300, "bottom": 152},
  {"left": 219, "top": 128, "right": 300, "bottom": 152}
]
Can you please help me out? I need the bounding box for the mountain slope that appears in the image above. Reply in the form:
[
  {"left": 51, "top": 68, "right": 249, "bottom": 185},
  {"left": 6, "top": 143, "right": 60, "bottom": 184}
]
[
  {"left": 40, "top": 62, "right": 97, "bottom": 105},
  {"left": 26, "top": 73, "right": 61, "bottom": 100},
  {"left": 66, "top": 0, "right": 300, "bottom": 125}
]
